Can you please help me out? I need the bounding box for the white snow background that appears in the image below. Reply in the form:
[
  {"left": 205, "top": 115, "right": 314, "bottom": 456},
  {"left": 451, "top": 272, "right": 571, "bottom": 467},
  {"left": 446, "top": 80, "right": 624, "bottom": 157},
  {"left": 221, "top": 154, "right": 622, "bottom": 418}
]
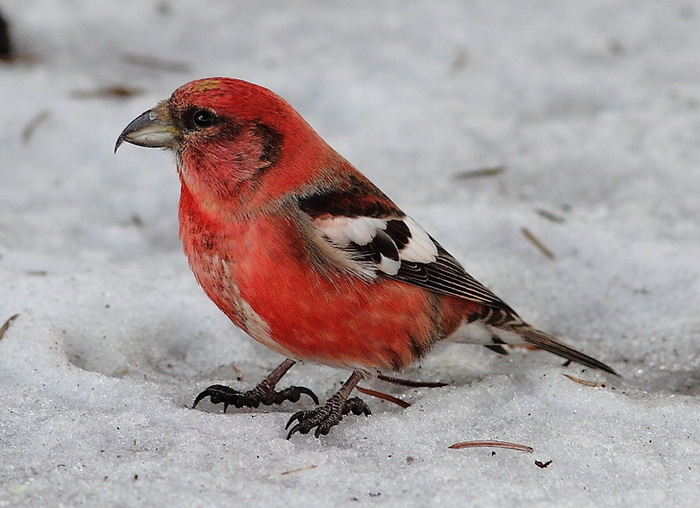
[{"left": 1, "top": 1, "right": 699, "bottom": 506}]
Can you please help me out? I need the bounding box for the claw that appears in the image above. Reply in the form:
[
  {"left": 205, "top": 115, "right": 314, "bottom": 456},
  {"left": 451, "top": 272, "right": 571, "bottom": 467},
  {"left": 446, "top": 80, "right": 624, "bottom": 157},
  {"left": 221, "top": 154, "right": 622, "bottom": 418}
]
[
  {"left": 192, "top": 384, "right": 231, "bottom": 409},
  {"left": 285, "top": 396, "right": 370, "bottom": 439},
  {"left": 286, "top": 423, "right": 306, "bottom": 439},
  {"left": 195, "top": 366, "right": 369, "bottom": 439},
  {"left": 285, "top": 410, "right": 309, "bottom": 430},
  {"left": 280, "top": 386, "right": 320, "bottom": 405},
  {"left": 285, "top": 371, "right": 369, "bottom": 439},
  {"left": 274, "top": 386, "right": 319, "bottom": 406},
  {"left": 343, "top": 397, "right": 372, "bottom": 417},
  {"left": 193, "top": 391, "right": 209, "bottom": 409},
  {"left": 192, "top": 382, "right": 317, "bottom": 413}
]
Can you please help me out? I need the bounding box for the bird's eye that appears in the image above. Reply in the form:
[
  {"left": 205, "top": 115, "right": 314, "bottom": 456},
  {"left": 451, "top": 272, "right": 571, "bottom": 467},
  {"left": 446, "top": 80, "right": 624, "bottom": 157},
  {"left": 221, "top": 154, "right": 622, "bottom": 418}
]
[{"left": 191, "top": 109, "right": 215, "bottom": 128}]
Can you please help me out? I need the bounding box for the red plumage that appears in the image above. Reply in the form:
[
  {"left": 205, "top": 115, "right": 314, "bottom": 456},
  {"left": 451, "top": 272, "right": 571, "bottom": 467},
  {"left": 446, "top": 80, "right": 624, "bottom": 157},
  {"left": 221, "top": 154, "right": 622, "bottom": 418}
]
[{"left": 116, "top": 77, "right": 615, "bottom": 438}]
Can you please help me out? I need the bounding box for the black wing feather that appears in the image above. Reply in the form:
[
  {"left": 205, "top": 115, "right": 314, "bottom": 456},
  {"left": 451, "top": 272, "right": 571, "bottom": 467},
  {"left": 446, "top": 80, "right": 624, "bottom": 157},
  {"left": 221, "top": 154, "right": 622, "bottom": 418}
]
[
  {"left": 300, "top": 187, "right": 515, "bottom": 313},
  {"left": 388, "top": 242, "right": 516, "bottom": 313}
]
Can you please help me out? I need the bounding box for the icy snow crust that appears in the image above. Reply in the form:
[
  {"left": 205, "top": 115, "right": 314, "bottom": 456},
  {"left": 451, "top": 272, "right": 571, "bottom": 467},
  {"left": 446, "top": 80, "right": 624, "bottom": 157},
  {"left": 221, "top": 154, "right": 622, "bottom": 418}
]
[{"left": 1, "top": 1, "right": 699, "bottom": 506}]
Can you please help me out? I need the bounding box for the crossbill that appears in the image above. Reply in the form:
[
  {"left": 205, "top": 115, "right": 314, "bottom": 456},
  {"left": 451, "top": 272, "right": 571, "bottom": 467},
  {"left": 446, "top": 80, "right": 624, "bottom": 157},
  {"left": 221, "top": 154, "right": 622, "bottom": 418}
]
[{"left": 116, "top": 78, "right": 615, "bottom": 438}]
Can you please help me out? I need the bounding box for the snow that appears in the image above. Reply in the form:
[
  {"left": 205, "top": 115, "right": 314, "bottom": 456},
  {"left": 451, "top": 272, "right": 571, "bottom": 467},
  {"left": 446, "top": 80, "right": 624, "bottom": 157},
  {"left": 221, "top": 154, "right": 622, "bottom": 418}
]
[{"left": 1, "top": 1, "right": 699, "bottom": 506}]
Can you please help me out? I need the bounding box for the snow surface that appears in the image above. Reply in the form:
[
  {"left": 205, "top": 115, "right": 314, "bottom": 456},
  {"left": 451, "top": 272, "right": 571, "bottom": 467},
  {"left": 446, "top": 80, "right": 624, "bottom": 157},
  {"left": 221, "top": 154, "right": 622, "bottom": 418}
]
[{"left": 1, "top": 1, "right": 699, "bottom": 506}]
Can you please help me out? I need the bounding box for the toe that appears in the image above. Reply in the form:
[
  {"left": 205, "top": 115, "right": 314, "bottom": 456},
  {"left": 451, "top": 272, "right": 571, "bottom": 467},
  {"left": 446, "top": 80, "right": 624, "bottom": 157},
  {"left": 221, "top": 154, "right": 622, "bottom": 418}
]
[{"left": 192, "top": 384, "right": 234, "bottom": 408}]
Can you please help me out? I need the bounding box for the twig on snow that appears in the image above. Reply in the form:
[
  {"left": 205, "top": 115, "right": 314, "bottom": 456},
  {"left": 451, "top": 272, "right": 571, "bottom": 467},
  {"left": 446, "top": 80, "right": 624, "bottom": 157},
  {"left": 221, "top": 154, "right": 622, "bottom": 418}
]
[
  {"left": 521, "top": 227, "right": 555, "bottom": 260},
  {"left": 449, "top": 440, "right": 534, "bottom": 453},
  {"left": 377, "top": 374, "right": 448, "bottom": 388},
  {"left": 356, "top": 386, "right": 410, "bottom": 408}
]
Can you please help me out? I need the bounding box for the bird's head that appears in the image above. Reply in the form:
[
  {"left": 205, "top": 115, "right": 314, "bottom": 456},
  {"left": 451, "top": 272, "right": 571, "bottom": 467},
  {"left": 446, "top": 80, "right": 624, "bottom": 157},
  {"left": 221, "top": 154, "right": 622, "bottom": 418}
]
[{"left": 116, "top": 78, "right": 335, "bottom": 212}]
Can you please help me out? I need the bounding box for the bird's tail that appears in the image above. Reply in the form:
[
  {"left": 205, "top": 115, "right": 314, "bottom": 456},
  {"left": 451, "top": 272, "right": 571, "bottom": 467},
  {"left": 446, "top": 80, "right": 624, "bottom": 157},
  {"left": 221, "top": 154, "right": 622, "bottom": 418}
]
[
  {"left": 505, "top": 322, "right": 618, "bottom": 375},
  {"left": 452, "top": 307, "right": 617, "bottom": 375}
]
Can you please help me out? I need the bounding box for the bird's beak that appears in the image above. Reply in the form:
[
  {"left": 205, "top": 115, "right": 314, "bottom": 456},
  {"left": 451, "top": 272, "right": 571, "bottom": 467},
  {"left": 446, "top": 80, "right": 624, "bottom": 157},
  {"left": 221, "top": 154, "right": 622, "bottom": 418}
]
[{"left": 114, "top": 101, "right": 180, "bottom": 153}]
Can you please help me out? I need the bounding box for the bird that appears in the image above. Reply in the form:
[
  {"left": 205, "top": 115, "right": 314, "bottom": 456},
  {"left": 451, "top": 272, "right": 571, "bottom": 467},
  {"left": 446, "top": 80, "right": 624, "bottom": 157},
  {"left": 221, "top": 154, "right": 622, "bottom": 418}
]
[{"left": 115, "top": 77, "right": 616, "bottom": 438}]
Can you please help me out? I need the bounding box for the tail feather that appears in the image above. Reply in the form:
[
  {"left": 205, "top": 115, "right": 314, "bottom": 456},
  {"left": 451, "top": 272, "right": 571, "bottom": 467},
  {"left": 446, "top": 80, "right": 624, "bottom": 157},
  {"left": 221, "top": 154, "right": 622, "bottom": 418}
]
[
  {"left": 454, "top": 307, "right": 617, "bottom": 375},
  {"left": 513, "top": 324, "right": 618, "bottom": 375}
]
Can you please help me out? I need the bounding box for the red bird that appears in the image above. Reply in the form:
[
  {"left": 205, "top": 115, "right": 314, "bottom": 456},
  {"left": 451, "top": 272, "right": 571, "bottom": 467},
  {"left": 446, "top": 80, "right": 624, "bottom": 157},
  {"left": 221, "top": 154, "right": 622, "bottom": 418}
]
[{"left": 116, "top": 78, "right": 615, "bottom": 438}]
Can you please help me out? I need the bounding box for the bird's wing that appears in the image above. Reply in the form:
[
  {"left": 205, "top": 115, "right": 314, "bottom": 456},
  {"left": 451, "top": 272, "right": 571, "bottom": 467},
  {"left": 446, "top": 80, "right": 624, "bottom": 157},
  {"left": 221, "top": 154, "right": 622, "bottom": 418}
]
[
  {"left": 298, "top": 187, "right": 619, "bottom": 375},
  {"left": 298, "top": 189, "right": 514, "bottom": 312}
]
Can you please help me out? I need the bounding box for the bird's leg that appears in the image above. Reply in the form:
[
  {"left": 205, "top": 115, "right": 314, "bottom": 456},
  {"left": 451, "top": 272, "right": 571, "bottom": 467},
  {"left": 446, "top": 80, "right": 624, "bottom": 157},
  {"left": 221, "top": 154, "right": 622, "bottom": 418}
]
[
  {"left": 286, "top": 371, "right": 371, "bottom": 439},
  {"left": 192, "top": 358, "right": 319, "bottom": 412}
]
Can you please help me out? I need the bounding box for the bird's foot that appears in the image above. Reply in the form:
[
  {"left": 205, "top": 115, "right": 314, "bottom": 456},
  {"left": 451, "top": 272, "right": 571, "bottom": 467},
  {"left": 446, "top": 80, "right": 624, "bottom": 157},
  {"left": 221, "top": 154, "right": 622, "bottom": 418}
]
[
  {"left": 193, "top": 383, "right": 319, "bottom": 413},
  {"left": 286, "top": 395, "right": 371, "bottom": 439}
]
